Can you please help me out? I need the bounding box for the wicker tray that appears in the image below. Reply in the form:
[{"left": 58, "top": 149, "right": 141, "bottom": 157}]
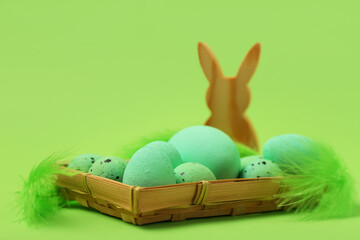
[{"left": 55, "top": 163, "right": 284, "bottom": 225}]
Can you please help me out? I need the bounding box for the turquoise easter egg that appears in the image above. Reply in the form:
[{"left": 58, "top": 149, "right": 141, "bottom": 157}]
[
  {"left": 241, "top": 158, "right": 282, "bottom": 178},
  {"left": 263, "top": 134, "right": 314, "bottom": 165},
  {"left": 169, "top": 125, "right": 240, "bottom": 179},
  {"left": 174, "top": 162, "right": 216, "bottom": 183},
  {"left": 240, "top": 155, "right": 262, "bottom": 172},
  {"left": 88, "top": 156, "right": 127, "bottom": 182},
  {"left": 122, "top": 147, "right": 176, "bottom": 187},
  {"left": 68, "top": 153, "right": 102, "bottom": 172},
  {"left": 144, "top": 141, "right": 182, "bottom": 168}
]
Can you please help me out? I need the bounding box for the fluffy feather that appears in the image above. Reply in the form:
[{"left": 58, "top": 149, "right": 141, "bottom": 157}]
[
  {"left": 115, "top": 129, "right": 180, "bottom": 159},
  {"left": 275, "top": 140, "right": 357, "bottom": 220},
  {"left": 16, "top": 151, "right": 77, "bottom": 226},
  {"left": 235, "top": 142, "right": 259, "bottom": 157}
]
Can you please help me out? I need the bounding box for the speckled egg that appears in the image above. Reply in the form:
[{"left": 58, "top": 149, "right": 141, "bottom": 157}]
[
  {"left": 174, "top": 162, "right": 216, "bottom": 183},
  {"left": 144, "top": 141, "right": 182, "bottom": 168},
  {"left": 169, "top": 125, "right": 240, "bottom": 179},
  {"left": 263, "top": 134, "right": 314, "bottom": 165},
  {"left": 88, "top": 156, "right": 127, "bottom": 182},
  {"left": 241, "top": 158, "right": 282, "bottom": 178},
  {"left": 240, "top": 155, "right": 262, "bottom": 172},
  {"left": 122, "top": 146, "right": 176, "bottom": 187},
  {"left": 68, "top": 153, "right": 102, "bottom": 172}
]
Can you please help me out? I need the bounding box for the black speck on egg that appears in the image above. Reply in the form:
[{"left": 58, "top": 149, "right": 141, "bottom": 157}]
[
  {"left": 257, "top": 162, "right": 260, "bottom": 165},
  {"left": 91, "top": 160, "right": 95, "bottom": 164},
  {"left": 90, "top": 169, "right": 93, "bottom": 172},
  {"left": 116, "top": 176, "right": 119, "bottom": 180},
  {"left": 91, "top": 157, "right": 94, "bottom": 160},
  {"left": 182, "top": 178, "right": 185, "bottom": 182},
  {"left": 104, "top": 159, "right": 111, "bottom": 163},
  {"left": 257, "top": 176, "right": 260, "bottom": 178},
  {"left": 262, "top": 161, "right": 266, "bottom": 165},
  {"left": 100, "top": 162, "right": 103, "bottom": 165},
  {"left": 251, "top": 164, "right": 254, "bottom": 166}
]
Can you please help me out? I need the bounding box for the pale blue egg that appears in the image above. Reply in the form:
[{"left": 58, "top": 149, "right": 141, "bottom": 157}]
[
  {"left": 174, "top": 162, "right": 216, "bottom": 183},
  {"left": 144, "top": 141, "right": 182, "bottom": 168},
  {"left": 263, "top": 134, "right": 314, "bottom": 166},
  {"left": 169, "top": 125, "right": 240, "bottom": 179},
  {"left": 240, "top": 155, "right": 262, "bottom": 172},
  {"left": 241, "top": 158, "right": 282, "bottom": 178},
  {"left": 68, "top": 153, "right": 102, "bottom": 172},
  {"left": 122, "top": 147, "right": 176, "bottom": 187},
  {"left": 88, "top": 156, "right": 127, "bottom": 182}
]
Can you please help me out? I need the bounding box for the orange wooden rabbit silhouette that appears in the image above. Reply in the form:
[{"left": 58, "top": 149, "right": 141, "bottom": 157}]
[{"left": 198, "top": 42, "right": 260, "bottom": 150}]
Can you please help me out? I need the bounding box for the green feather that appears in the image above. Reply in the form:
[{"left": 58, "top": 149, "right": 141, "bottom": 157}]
[
  {"left": 115, "top": 129, "right": 180, "bottom": 159},
  {"left": 16, "top": 151, "right": 77, "bottom": 226},
  {"left": 275, "top": 140, "right": 357, "bottom": 220},
  {"left": 234, "top": 142, "right": 259, "bottom": 157}
]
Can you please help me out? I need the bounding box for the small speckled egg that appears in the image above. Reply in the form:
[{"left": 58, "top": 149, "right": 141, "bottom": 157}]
[
  {"left": 240, "top": 155, "right": 262, "bottom": 172},
  {"left": 144, "top": 141, "right": 182, "bottom": 168},
  {"left": 88, "top": 156, "right": 127, "bottom": 182},
  {"left": 174, "top": 162, "right": 216, "bottom": 183},
  {"left": 241, "top": 158, "right": 282, "bottom": 178},
  {"left": 122, "top": 146, "right": 176, "bottom": 187},
  {"left": 263, "top": 134, "right": 314, "bottom": 165},
  {"left": 169, "top": 125, "right": 240, "bottom": 179},
  {"left": 68, "top": 153, "right": 102, "bottom": 172}
]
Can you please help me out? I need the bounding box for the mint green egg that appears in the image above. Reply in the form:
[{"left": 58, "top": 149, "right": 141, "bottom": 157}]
[
  {"left": 263, "top": 134, "right": 314, "bottom": 165},
  {"left": 169, "top": 125, "right": 240, "bottom": 179},
  {"left": 144, "top": 141, "right": 182, "bottom": 168},
  {"left": 122, "top": 147, "right": 176, "bottom": 187},
  {"left": 68, "top": 153, "right": 102, "bottom": 172},
  {"left": 241, "top": 158, "right": 282, "bottom": 178},
  {"left": 88, "top": 156, "right": 127, "bottom": 182},
  {"left": 240, "top": 155, "right": 262, "bottom": 172},
  {"left": 174, "top": 162, "right": 216, "bottom": 183}
]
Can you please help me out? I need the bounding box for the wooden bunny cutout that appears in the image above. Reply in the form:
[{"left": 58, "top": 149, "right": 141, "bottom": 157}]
[{"left": 198, "top": 42, "right": 260, "bottom": 150}]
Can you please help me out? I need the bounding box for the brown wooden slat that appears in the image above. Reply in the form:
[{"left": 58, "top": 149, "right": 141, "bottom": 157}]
[
  {"left": 206, "top": 179, "right": 281, "bottom": 203},
  {"left": 136, "top": 183, "right": 198, "bottom": 213},
  {"left": 57, "top": 173, "right": 133, "bottom": 211},
  {"left": 56, "top": 166, "right": 285, "bottom": 225}
]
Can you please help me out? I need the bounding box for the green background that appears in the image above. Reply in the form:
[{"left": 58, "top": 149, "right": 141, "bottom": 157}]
[{"left": 1, "top": 0, "right": 359, "bottom": 239}]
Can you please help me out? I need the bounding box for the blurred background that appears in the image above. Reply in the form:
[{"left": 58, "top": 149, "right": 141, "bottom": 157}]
[{"left": 1, "top": 0, "right": 359, "bottom": 239}]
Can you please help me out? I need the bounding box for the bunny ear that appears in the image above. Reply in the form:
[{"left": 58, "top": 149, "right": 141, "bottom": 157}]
[
  {"left": 198, "top": 42, "right": 224, "bottom": 82},
  {"left": 235, "top": 43, "right": 261, "bottom": 84}
]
